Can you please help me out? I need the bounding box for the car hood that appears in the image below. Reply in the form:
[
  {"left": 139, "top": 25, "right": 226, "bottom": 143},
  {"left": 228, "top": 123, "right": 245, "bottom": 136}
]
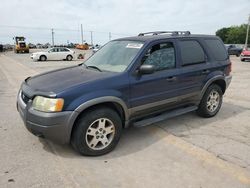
[
  {"left": 25, "top": 65, "right": 115, "bottom": 94},
  {"left": 242, "top": 50, "right": 250, "bottom": 55}
]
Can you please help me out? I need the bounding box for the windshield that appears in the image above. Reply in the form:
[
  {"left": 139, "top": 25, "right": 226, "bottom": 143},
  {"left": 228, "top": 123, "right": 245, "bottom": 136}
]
[{"left": 84, "top": 40, "right": 144, "bottom": 72}]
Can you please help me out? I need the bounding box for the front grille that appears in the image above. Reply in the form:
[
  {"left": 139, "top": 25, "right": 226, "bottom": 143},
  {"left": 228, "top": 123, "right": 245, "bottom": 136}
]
[
  {"left": 21, "top": 92, "right": 30, "bottom": 104},
  {"left": 19, "top": 43, "right": 26, "bottom": 48},
  {"left": 22, "top": 84, "right": 34, "bottom": 98}
]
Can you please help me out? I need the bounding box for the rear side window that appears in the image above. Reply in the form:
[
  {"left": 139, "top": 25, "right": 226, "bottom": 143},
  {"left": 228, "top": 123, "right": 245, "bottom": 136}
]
[
  {"left": 204, "top": 39, "right": 227, "bottom": 61},
  {"left": 179, "top": 40, "right": 205, "bottom": 65}
]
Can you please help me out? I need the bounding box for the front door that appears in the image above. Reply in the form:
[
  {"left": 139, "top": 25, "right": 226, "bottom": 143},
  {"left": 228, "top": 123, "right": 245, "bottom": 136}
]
[{"left": 129, "top": 40, "right": 181, "bottom": 117}]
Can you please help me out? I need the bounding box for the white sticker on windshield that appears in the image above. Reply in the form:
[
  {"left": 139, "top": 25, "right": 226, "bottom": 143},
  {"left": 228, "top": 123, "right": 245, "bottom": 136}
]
[{"left": 126, "top": 43, "right": 143, "bottom": 49}]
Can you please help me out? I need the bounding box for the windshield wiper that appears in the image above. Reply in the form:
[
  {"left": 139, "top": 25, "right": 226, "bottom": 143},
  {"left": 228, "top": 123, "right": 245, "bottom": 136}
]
[{"left": 82, "top": 64, "right": 102, "bottom": 72}]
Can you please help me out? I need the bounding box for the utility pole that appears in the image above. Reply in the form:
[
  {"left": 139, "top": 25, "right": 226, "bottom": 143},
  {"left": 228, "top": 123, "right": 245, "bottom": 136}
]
[
  {"left": 51, "top": 28, "right": 55, "bottom": 47},
  {"left": 109, "top": 32, "right": 112, "bottom": 41},
  {"left": 80, "top": 24, "right": 84, "bottom": 44},
  {"left": 244, "top": 14, "right": 250, "bottom": 49},
  {"left": 90, "top": 31, "right": 93, "bottom": 45}
]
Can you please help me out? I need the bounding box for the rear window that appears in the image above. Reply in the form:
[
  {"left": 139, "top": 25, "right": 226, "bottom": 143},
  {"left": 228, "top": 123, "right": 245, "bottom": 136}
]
[
  {"left": 204, "top": 39, "right": 227, "bottom": 61},
  {"left": 179, "top": 40, "right": 205, "bottom": 65}
]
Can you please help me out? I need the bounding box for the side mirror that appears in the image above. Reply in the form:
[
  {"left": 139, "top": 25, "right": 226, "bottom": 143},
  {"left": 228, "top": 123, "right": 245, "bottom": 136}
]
[{"left": 138, "top": 64, "right": 155, "bottom": 75}]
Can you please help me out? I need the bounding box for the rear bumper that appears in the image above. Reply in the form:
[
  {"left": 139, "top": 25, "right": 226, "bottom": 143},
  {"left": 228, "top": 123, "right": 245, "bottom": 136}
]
[
  {"left": 17, "top": 92, "right": 78, "bottom": 144},
  {"left": 225, "top": 75, "right": 232, "bottom": 89}
]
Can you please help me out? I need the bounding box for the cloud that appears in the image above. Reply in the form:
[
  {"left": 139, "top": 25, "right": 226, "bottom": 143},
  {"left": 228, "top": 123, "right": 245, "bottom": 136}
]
[{"left": 0, "top": 0, "right": 249, "bottom": 44}]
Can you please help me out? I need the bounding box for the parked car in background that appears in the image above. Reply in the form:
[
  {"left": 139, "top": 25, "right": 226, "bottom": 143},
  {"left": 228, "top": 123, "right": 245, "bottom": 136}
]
[
  {"left": 3, "top": 44, "right": 14, "bottom": 51},
  {"left": 240, "top": 48, "right": 250, "bottom": 61},
  {"left": 31, "top": 47, "right": 75, "bottom": 61},
  {"left": 28, "top": 43, "right": 36, "bottom": 49},
  {"left": 0, "top": 44, "right": 3, "bottom": 52},
  {"left": 225, "top": 44, "right": 242, "bottom": 57},
  {"left": 18, "top": 31, "right": 232, "bottom": 156},
  {"left": 92, "top": 45, "right": 101, "bottom": 53}
]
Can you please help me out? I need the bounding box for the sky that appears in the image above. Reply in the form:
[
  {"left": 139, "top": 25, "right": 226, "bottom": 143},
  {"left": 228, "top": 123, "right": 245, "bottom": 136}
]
[{"left": 0, "top": 0, "right": 249, "bottom": 45}]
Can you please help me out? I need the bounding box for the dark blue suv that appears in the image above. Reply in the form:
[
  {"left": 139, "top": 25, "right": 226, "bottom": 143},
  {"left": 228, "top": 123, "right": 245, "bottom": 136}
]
[{"left": 17, "top": 31, "right": 232, "bottom": 156}]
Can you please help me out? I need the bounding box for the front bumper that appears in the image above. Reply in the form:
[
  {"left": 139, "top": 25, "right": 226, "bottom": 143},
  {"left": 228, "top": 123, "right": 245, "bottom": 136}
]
[
  {"left": 17, "top": 91, "right": 78, "bottom": 144},
  {"left": 30, "top": 55, "right": 39, "bottom": 61},
  {"left": 240, "top": 55, "right": 250, "bottom": 60}
]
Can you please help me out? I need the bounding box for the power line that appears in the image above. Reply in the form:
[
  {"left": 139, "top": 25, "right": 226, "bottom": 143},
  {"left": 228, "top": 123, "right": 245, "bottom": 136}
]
[
  {"left": 0, "top": 24, "right": 134, "bottom": 36},
  {"left": 0, "top": 25, "right": 79, "bottom": 32}
]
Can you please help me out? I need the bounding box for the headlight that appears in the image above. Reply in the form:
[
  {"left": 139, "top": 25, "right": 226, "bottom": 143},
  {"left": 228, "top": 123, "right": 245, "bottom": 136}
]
[{"left": 32, "top": 96, "right": 64, "bottom": 112}]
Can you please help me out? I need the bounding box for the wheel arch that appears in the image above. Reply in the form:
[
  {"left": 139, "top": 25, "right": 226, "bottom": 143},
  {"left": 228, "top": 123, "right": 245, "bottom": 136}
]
[
  {"left": 40, "top": 54, "right": 47, "bottom": 60},
  {"left": 68, "top": 97, "right": 129, "bottom": 142},
  {"left": 201, "top": 75, "right": 226, "bottom": 98}
]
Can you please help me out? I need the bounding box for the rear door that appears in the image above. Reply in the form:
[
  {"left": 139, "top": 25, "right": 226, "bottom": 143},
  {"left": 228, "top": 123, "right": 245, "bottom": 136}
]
[
  {"left": 176, "top": 39, "right": 210, "bottom": 104},
  {"left": 58, "top": 48, "right": 70, "bottom": 59},
  {"left": 47, "top": 48, "right": 59, "bottom": 60}
]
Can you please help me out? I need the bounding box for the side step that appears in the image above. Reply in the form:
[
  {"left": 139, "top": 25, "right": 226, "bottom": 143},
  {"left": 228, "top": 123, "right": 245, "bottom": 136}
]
[{"left": 133, "top": 106, "right": 198, "bottom": 127}]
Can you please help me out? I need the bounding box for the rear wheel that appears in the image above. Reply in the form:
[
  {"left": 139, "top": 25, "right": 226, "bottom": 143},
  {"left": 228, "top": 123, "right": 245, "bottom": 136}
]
[
  {"left": 197, "top": 84, "right": 223, "bottom": 118},
  {"left": 71, "top": 107, "right": 122, "bottom": 156},
  {"left": 40, "top": 55, "right": 47, "bottom": 61},
  {"left": 66, "top": 55, "right": 73, "bottom": 61}
]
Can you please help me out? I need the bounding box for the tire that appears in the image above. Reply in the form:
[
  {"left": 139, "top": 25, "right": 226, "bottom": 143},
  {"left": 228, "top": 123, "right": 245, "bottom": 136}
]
[
  {"left": 66, "top": 55, "right": 73, "bottom": 61},
  {"left": 71, "top": 107, "right": 122, "bottom": 156},
  {"left": 197, "top": 84, "right": 223, "bottom": 118},
  {"left": 40, "top": 55, "right": 47, "bottom": 61},
  {"left": 236, "top": 54, "right": 240, "bottom": 57},
  {"left": 241, "top": 58, "right": 245, "bottom": 62}
]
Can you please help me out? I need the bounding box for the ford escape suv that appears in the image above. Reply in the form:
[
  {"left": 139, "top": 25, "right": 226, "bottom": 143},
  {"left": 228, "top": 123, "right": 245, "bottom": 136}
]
[{"left": 17, "top": 31, "right": 232, "bottom": 156}]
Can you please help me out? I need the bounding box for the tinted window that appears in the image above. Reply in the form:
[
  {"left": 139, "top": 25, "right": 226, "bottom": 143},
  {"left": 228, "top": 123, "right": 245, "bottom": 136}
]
[
  {"left": 49, "top": 48, "right": 59, "bottom": 52},
  {"left": 180, "top": 40, "right": 205, "bottom": 65},
  {"left": 205, "top": 39, "right": 227, "bottom": 61},
  {"left": 143, "top": 42, "right": 175, "bottom": 71},
  {"left": 60, "top": 48, "right": 70, "bottom": 52}
]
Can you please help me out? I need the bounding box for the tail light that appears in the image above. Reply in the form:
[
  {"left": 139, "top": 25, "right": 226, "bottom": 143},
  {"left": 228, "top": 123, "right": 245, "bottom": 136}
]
[{"left": 226, "top": 60, "right": 232, "bottom": 76}]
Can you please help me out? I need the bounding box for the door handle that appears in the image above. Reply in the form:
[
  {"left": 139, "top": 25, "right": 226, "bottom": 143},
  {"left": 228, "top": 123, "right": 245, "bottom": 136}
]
[
  {"left": 166, "top": 76, "right": 177, "bottom": 82},
  {"left": 202, "top": 70, "right": 210, "bottom": 74}
]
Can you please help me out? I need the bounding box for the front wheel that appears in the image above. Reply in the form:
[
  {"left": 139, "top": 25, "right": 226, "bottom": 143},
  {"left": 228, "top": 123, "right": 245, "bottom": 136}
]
[
  {"left": 40, "top": 55, "right": 47, "bottom": 61},
  {"left": 197, "top": 84, "right": 223, "bottom": 118},
  {"left": 71, "top": 107, "right": 122, "bottom": 156}
]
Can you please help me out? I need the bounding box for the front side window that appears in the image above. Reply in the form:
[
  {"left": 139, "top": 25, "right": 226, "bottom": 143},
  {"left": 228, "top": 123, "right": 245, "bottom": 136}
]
[
  {"left": 84, "top": 41, "right": 144, "bottom": 72},
  {"left": 180, "top": 40, "right": 205, "bottom": 65},
  {"left": 49, "top": 48, "right": 59, "bottom": 53},
  {"left": 142, "top": 42, "right": 175, "bottom": 71}
]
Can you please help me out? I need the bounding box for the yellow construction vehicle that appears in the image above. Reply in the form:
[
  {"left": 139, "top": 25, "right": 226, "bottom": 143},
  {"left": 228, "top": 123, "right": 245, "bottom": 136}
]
[
  {"left": 14, "top": 36, "right": 29, "bottom": 53},
  {"left": 76, "top": 43, "right": 89, "bottom": 50}
]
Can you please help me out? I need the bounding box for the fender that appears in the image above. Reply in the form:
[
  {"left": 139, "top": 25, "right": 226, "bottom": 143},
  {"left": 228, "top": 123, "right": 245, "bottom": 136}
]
[
  {"left": 74, "top": 96, "right": 129, "bottom": 121},
  {"left": 65, "top": 96, "right": 130, "bottom": 141},
  {"left": 200, "top": 75, "right": 226, "bottom": 98}
]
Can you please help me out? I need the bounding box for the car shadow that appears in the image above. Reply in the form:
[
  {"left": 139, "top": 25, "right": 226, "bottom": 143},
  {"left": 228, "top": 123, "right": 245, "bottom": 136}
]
[{"left": 39, "top": 102, "right": 247, "bottom": 159}]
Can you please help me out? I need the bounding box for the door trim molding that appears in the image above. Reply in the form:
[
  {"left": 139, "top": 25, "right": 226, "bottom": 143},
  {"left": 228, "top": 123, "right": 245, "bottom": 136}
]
[{"left": 129, "top": 92, "right": 199, "bottom": 114}]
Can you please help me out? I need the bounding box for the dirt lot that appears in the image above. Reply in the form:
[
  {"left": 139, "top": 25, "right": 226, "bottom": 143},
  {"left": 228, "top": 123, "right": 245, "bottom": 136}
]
[{"left": 0, "top": 50, "right": 250, "bottom": 188}]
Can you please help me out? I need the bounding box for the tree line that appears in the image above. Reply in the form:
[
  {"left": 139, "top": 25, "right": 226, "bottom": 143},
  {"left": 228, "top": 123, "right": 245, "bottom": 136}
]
[{"left": 216, "top": 24, "right": 249, "bottom": 44}]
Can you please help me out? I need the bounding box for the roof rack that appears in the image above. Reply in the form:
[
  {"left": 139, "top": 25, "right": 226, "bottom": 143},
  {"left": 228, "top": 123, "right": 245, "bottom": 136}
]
[{"left": 138, "top": 31, "right": 191, "bottom": 36}]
